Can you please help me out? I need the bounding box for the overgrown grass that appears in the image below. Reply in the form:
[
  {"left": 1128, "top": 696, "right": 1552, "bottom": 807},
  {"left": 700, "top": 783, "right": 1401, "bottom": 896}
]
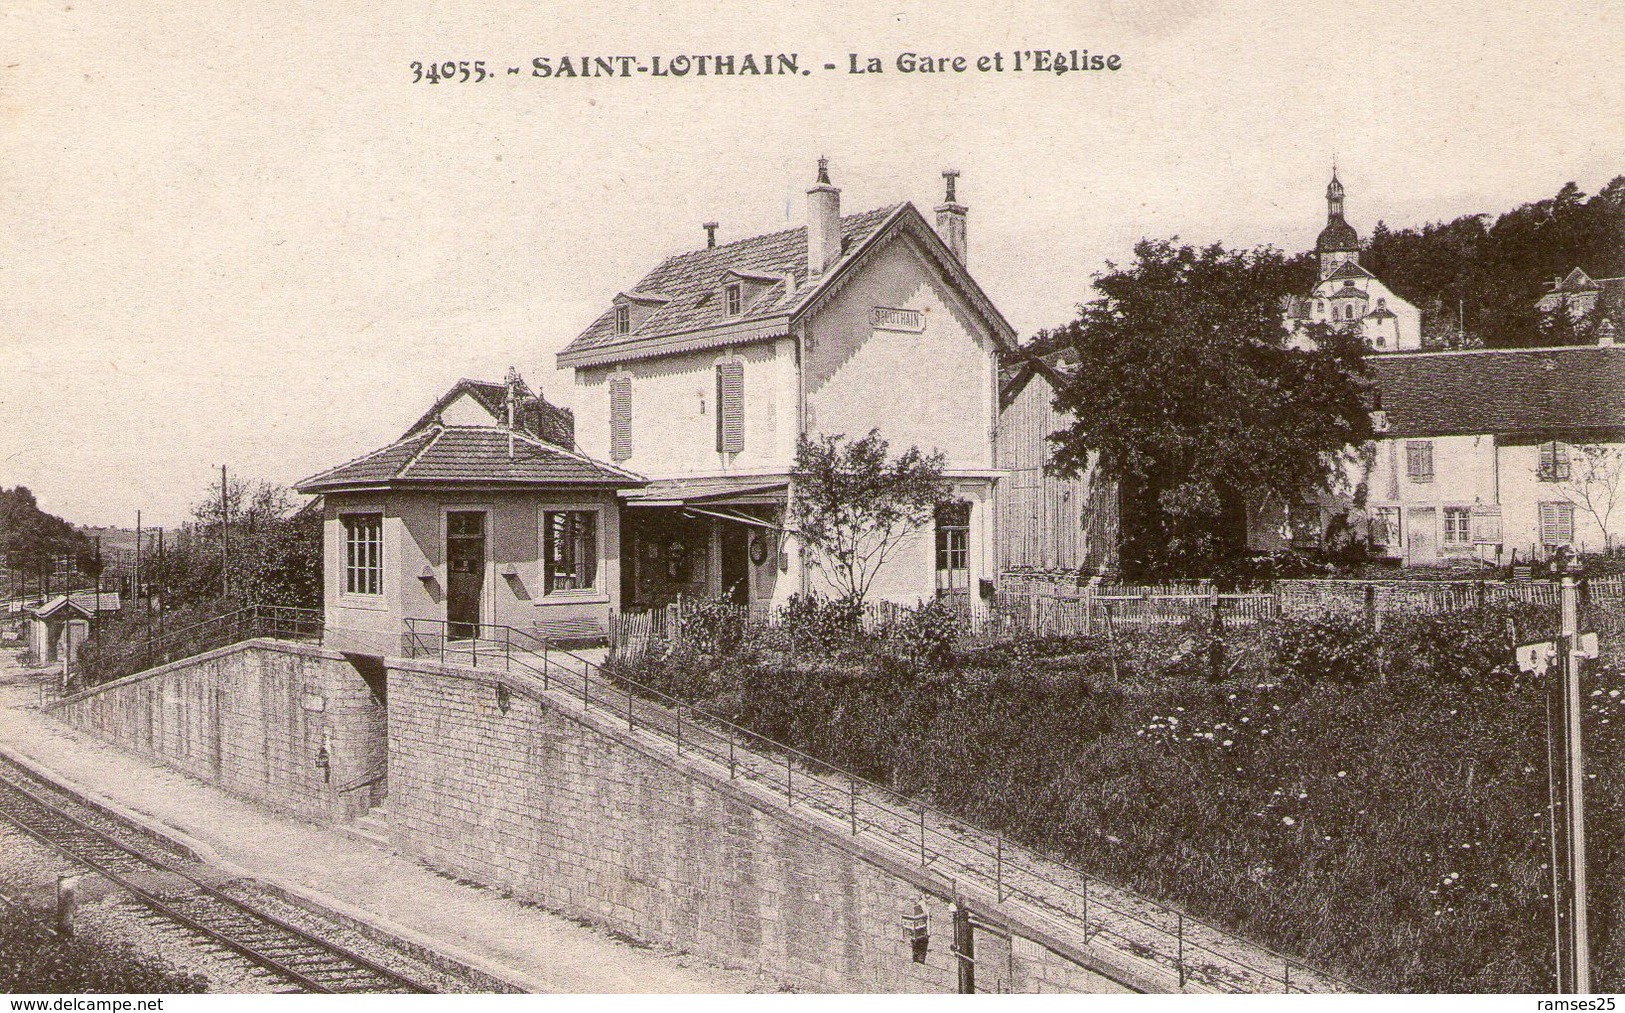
[
  {"left": 608, "top": 598, "right": 1625, "bottom": 992},
  {"left": 0, "top": 903, "right": 207, "bottom": 992}
]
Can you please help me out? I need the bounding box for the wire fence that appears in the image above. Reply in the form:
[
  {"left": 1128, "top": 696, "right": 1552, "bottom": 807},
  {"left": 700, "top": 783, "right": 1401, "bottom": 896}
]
[
  {"left": 402, "top": 616, "right": 1360, "bottom": 994},
  {"left": 68, "top": 604, "right": 322, "bottom": 693}
]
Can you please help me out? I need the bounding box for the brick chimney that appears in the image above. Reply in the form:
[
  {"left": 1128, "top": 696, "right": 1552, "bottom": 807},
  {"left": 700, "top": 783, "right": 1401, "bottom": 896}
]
[
  {"left": 935, "top": 169, "right": 967, "bottom": 266},
  {"left": 806, "top": 157, "right": 841, "bottom": 277}
]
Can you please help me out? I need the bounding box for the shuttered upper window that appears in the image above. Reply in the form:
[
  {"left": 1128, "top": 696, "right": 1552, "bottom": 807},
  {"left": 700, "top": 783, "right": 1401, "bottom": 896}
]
[
  {"left": 715, "top": 361, "right": 744, "bottom": 454},
  {"left": 1538, "top": 441, "right": 1571, "bottom": 481},
  {"left": 609, "top": 374, "right": 632, "bottom": 462},
  {"left": 1406, "top": 441, "right": 1434, "bottom": 482}
]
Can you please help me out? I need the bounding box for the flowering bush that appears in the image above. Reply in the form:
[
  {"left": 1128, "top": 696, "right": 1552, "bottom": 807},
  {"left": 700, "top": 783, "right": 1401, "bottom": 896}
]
[{"left": 1269, "top": 612, "right": 1379, "bottom": 685}]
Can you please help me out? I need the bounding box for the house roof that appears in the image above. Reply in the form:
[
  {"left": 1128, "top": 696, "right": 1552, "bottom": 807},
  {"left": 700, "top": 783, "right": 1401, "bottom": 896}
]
[
  {"left": 296, "top": 426, "right": 642, "bottom": 493},
  {"left": 405, "top": 376, "right": 575, "bottom": 448},
  {"left": 1372, "top": 346, "right": 1625, "bottom": 439},
  {"left": 557, "top": 202, "right": 1017, "bottom": 367},
  {"left": 31, "top": 595, "right": 97, "bottom": 620},
  {"left": 999, "top": 350, "right": 1074, "bottom": 409}
]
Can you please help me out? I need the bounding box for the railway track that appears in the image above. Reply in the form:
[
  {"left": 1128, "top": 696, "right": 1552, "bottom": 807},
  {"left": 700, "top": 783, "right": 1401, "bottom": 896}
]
[{"left": 0, "top": 768, "right": 436, "bottom": 994}]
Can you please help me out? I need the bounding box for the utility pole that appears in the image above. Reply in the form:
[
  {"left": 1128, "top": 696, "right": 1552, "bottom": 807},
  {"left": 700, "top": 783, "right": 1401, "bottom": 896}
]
[
  {"left": 221, "top": 465, "right": 230, "bottom": 599},
  {"left": 1557, "top": 548, "right": 1591, "bottom": 992}
]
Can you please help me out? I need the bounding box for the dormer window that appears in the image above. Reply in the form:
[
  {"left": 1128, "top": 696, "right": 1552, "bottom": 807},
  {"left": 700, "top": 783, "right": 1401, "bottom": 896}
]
[
  {"left": 724, "top": 283, "right": 742, "bottom": 317},
  {"left": 1343, "top": 279, "right": 1356, "bottom": 288},
  {"left": 614, "top": 305, "right": 630, "bottom": 335}
]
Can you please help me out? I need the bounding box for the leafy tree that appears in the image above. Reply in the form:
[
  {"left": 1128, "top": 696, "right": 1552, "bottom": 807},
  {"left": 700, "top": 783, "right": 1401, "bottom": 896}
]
[
  {"left": 790, "top": 430, "right": 950, "bottom": 605},
  {"left": 1556, "top": 445, "right": 1625, "bottom": 552},
  {"left": 0, "top": 486, "right": 95, "bottom": 589},
  {"left": 1046, "top": 240, "right": 1373, "bottom": 577},
  {"left": 150, "top": 478, "right": 319, "bottom": 609}
]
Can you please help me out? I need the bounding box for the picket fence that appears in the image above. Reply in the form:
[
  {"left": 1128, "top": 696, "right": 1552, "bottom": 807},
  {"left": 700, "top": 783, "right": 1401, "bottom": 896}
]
[{"left": 610, "top": 575, "right": 1625, "bottom": 657}]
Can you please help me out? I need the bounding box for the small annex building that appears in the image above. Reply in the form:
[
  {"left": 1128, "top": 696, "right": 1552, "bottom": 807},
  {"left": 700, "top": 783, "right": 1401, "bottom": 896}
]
[
  {"left": 296, "top": 372, "right": 643, "bottom": 658},
  {"left": 994, "top": 352, "right": 1118, "bottom": 576},
  {"left": 27, "top": 594, "right": 95, "bottom": 668}
]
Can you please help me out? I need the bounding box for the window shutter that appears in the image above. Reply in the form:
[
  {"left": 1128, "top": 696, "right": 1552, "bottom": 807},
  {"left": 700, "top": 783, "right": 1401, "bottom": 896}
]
[
  {"left": 1541, "top": 502, "right": 1575, "bottom": 545},
  {"left": 610, "top": 375, "right": 632, "bottom": 462},
  {"left": 715, "top": 361, "right": 744, "bottom": 454}
]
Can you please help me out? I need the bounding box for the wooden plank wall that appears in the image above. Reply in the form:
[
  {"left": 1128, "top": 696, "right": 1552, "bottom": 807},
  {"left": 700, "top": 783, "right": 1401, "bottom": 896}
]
[{"left": 995, "top": 369, "right": 1119, "bottom": 575}]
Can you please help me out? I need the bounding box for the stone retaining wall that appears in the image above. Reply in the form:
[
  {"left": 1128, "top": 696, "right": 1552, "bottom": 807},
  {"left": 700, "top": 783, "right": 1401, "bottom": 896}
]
[
  {"left": 51, "top": 640, "right": 386, "bottom": 823},
  {"left": 384, "top": 658, "right": 1137, "bottom": 993}
]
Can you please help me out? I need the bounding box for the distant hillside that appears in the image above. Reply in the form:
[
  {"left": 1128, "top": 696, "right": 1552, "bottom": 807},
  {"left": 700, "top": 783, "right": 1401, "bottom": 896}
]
[
  {"left": 1025, "top": 175, "right": 1625, "bottom": 355},
  {"left": 1362, "top": 176, "right": 1625, "bottom": 348}
]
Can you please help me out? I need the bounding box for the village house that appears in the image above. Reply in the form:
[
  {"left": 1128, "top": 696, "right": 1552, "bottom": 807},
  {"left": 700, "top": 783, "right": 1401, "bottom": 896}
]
[
  {"left": 1537, "top": 267, "right": 1623, "bottom": 344},
  {"left": 555, "top": 160, "right": 1017, "bottom": 612},
  {"left": 1355, "top": 345, "right": 1625, "bottom": 565},
  {"left": 993, "top": 351, "right": 1117, "bottom": 575},
  {"left": 1253, "top": 343, "right": 1625, "bottom": 565},
  {"left": 296, "top": 373, "right": 642, "bottom": 657}
]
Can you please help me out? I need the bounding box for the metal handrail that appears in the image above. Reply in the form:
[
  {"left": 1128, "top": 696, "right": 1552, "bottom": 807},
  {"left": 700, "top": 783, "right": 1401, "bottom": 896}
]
[{"left": 400, "top": 615, "right": 1360, "bottom": 994}]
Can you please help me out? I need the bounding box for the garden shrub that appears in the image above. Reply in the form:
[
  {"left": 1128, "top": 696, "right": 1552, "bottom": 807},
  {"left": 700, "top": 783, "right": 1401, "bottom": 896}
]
[
  {"left": 778, "top": 593, "right": 863, "bottom": 657},
  {"left": 1269, "top": 612, "right": 1381, "bottom": 686}
]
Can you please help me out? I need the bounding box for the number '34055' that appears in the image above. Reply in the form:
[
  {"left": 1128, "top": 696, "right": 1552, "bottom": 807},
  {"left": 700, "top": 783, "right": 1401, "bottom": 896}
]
[{"left": 411, "top": 61, "right": 487, "bottom": 83}]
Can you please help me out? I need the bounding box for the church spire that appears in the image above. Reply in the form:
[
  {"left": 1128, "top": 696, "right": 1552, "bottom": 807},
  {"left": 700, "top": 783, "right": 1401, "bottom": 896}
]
[
  {"left": 1315, "top": 165, "right": 1360, "bottom": 278},
  {"left": 1326, "top": 165, "right": 1345, "bottom": 219}
]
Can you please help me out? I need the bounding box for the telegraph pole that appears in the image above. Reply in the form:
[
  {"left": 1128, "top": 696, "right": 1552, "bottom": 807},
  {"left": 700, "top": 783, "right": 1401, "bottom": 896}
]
[
  {"left": 1558, "top": 549, "right": 1590, "bottom": 992},
  {"left": 221, "top": 465, "right": 230, "bottom": 599}
]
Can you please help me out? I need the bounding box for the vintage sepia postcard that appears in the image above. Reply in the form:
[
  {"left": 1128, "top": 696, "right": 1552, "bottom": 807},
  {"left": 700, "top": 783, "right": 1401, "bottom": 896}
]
[{"left": 2, "top": 0, "right": 1623, "bottom": 1000}]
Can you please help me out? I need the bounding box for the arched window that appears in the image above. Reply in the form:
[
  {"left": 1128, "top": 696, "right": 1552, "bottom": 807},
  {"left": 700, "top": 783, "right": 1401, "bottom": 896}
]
[{"left": 1345, "top": 305, "right": 1355, "bottom": 320}]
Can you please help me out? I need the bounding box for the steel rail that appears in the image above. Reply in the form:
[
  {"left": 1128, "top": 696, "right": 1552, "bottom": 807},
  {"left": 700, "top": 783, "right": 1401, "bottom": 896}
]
[{"left": 0, "top": 769, "right": 434, "bottom": 994}]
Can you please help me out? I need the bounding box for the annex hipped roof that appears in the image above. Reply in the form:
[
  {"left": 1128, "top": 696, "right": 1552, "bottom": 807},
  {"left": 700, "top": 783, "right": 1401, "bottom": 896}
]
[
  {"left": 557, "top": 202, "right": 1017, "bottom": 368},
  {"left": 296, "top": 426, "right": 642, "bottom": 493},
  {"left": 1372, "top": 346, "right": 1625, "bottom": 439}
]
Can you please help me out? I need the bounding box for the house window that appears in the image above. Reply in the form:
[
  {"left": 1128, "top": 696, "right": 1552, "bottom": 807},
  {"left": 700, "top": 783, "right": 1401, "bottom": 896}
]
[
  {"left": 342, "top": 513, "right": 383, "bottom": 596},
  {"left": 934, "top": 500, "right": 970, "bottom": 593},
  {"left": 1406, "top": 441, "right": 1434, "bottom": 482},
  {"left": 1540, "top": 502, "right": 1575, "bottom": 548},
  {"left": 1443, "top": 507, "right": 1470, "bottom": 545},
  {"left": 724, "top": 283, "right": 742, "bottom": 317},
  {"left": 1538, "top": 441, "right": 1571, "bottom": 481},
  {"left": 609, "top": 374, "right": 632, "bottom": 462},
  {"left": 715, "top": 360, "right": 745, "bottom": 454},
  {"left": 1370, "top": 506, "right": 1401, "bottom": 547},
  {"left": 614, "top": 304, "right": 630, "bottom": 335},
  {"left": 543, "top": 511, "right": 598, "bottom": 593},
  {"left": 1344, "top": 304, "right": 1355, "bottom": 320}
]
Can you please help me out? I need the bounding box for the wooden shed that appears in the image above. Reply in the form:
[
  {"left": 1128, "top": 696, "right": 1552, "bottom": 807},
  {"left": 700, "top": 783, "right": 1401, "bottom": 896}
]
[
  {"left": 27, "top": 595, "right": 95, "bottom": 669},
  {"left": 994, "top": 355, "right": 1119, "bottom": 576}
]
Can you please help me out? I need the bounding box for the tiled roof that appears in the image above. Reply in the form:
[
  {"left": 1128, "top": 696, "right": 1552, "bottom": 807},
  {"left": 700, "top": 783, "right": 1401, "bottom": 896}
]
[
  {"left": 406, "top": 377, "right": 575, "bottom": 447},
  {"left": 1373, "top": 346, "right": 1625, "bottom": 438},
  {"left": 560, "top": 205, "right": 901, "bottom": 360},
  {"left": 296, "top": 427, "right": 641, "bottom": 492}
]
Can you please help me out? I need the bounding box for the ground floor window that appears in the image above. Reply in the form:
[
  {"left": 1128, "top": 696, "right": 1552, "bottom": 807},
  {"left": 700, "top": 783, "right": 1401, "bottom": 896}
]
[
  {"left": 1540, "top": 501, "right": 1575, "bottom": 548},
  {"left": 544, "top": 510, "right": 598, "bottom": 593},
  {"left": 342, "top": 513, "right": 382, "bottom": 595},
  {"left": 934, "top": 500, "right": 970, "bottom": 593},
  {"left": 1443, "top": 507, "right": 1471, "bottom": 545},
  {"left": 1370, "top": 506, "right": 1401, "bottom": 548}
]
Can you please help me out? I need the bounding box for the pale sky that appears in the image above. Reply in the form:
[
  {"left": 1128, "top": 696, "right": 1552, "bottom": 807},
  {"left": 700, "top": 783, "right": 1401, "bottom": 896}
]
[{"left": 2, "top": 0, "right": 1621, "bottom": 527}]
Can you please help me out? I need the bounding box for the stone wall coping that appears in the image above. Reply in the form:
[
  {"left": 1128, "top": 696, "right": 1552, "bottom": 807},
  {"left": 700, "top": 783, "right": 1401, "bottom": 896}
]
[{"left": 46, "top": 638, "right": 347, "bottom": 712}]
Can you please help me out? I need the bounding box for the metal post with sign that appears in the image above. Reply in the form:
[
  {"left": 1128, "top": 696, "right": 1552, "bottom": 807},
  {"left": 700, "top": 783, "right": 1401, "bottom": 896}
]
[{"left": 1520, "top": 550, "right": 1598, "bottom": 992}]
